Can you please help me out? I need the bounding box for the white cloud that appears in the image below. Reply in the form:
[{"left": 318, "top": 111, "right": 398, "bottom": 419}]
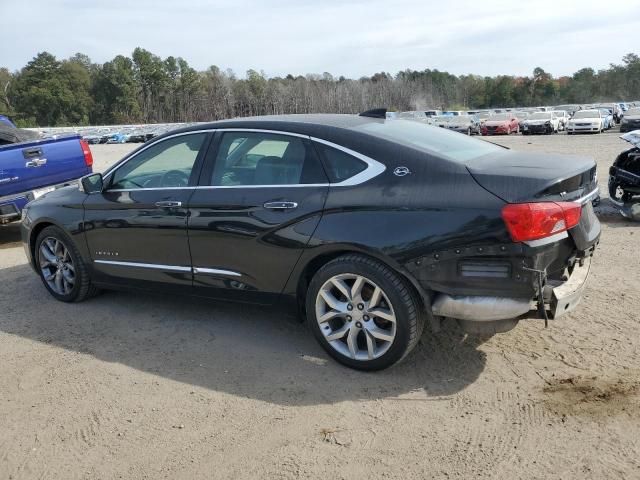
[{"left": 0, "top": 0, "right": 638, "bottom": 78}]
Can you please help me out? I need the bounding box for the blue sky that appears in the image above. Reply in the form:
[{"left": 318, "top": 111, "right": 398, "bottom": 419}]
[{"left": 1, "top": 0, "right": 638, "bottom": 78}]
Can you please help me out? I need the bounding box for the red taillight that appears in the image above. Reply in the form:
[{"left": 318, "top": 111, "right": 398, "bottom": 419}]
[
  {"left": 80, "top": 139, "right": 93, "bottom": 168},
  {"left": 501, "top": 202, "right": 582, "bottom": 242}
]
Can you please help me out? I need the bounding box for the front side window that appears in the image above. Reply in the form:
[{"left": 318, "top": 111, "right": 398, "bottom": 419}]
[
  {"left": 210, "top": 132, "right": 326, "bottom": 186},
  {"left": 110, "top": 133, "right": 206, "bottom": 189}
]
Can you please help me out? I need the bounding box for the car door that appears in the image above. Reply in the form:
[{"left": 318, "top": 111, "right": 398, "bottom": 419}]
[
  {"left": 83, "top": 131, "right": 210, "bottom": 290},
  {"left": 188, "top": 130, "right": 329, "bottom": 303}
]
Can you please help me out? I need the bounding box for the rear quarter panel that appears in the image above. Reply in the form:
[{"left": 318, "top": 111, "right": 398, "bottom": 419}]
[{"left": 284, "top": 148, "right": 513, "bottom": 296}]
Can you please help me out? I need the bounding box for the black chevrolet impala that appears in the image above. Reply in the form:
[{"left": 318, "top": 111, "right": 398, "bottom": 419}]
[{"left": 21, "top": 113, "right": 600, "bottom": 370}]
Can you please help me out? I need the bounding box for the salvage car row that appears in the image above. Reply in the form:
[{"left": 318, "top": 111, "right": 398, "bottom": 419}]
[{"left": 394, "top": 101, "right": 640, "bottom": 136}]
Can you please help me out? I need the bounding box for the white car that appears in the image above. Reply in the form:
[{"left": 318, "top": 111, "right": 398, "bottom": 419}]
[
  {"left": 566, "top": 110, "right": 604, "bottom": 134},
  {"left": 552, "top": 111, "right": 570, "bottom": 131},
  {"left": 521, "top": 112, "right": 560, "bottom": 135}
]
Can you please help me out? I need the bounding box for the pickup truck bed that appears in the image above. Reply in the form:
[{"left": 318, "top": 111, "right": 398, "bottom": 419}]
[{"left": 0, "top": 134, "right": 93, "bottom": 223}]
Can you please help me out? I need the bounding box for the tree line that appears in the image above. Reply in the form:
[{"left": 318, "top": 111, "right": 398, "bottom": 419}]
[{"left": 1, "top": 48, "right": 639, "bottom": 127}]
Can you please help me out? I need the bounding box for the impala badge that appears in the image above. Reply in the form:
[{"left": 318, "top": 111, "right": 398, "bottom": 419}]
[{"left": 394, "top": 166, "right": 411, "bottom": 177}]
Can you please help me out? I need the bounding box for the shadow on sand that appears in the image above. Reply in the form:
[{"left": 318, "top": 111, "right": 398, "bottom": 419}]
[{"left": 1, "top": 259, "right": 489, "bottom": 406}]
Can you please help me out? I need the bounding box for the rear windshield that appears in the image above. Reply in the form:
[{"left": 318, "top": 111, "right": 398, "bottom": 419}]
[{"left": 355, "top": 119, "right": 505, "bottom": 163}]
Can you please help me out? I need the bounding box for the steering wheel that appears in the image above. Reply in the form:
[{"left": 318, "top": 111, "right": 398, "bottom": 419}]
[{"left": 160, "top": 169, "right": 190, "bottom": 188}]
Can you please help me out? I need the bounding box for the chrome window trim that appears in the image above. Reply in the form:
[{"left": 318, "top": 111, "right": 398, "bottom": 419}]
[
  {"left": 309, "top": 136, "right": 387, "bottom": 186},
  {"left": 214, "top": 128, "right": 309, "bottom": 139},
  {"left": 195, "top": 183, "right": 330, "bottom": 189},
  {"left": 101, "top": 127, "right": 386, "bottom": 192},
  {"left": 107, "top": 186, "right": 197, "bottom": 192},
  {"left": 94, "top": 259, "right": 191, "bottom": 272}
]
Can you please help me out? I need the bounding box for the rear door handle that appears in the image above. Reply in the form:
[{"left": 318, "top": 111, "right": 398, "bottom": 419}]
[
  {"left": 263, "top": 201, "right": 298, "bottom": 210},
  {"left": 155, "top": 201, "right": 182, "bottom": 208},
  {"left": 25, "top": 158, "right": 47, "bottom": 168}
]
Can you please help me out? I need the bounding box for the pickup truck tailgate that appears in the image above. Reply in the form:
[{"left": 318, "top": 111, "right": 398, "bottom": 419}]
[{"left": 0, "top": 135, "right": 91, "bottom": 197}]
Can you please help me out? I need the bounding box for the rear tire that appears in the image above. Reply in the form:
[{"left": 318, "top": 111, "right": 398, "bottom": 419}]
[
  {"left": 306, "top": 254, "right": 425, "bottom": 371},
  {"left": 35, "top": 226, "right": 99, "bottom": 303}
]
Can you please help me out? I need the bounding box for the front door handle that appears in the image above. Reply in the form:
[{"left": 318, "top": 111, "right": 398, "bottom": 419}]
[
  {"left": 155, "top": 201, "right": 182, "bottom": 208},
  {"left": 25, "top": 158, "right": 47, "bottom": 168},
  {"left": 263, "top": 201, "right": 298, "bottom": 210}
]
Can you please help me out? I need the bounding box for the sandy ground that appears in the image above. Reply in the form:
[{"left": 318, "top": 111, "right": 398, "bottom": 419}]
[{"left": 1, "top": 130, "right": 639, "bottom": 480}]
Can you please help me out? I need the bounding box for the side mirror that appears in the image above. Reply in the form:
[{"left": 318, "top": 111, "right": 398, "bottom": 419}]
[{"left": 80, "top": 173, "right": 104, "bottom": 194}]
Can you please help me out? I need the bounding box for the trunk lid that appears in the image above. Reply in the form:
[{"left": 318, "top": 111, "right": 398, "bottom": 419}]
[{"left": 465, "top": 151, "right": 597, "bottom": 203}]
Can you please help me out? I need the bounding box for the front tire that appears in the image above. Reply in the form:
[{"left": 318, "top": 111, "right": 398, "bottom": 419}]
[
  {"left": 35, "top": 226, "right": 99, "bottom": 302},
  {"left": 306, "top": 254, "right": 425, "bottom": 371}
]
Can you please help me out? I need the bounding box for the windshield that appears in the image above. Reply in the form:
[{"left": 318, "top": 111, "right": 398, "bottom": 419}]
[
  {"left": 626, "top": 108, "right": 640, "bottom": 116},
  {"left": 573, "top": 110, "right": 599, "bottom": 119},
  {"left": 530, "top": 112, "right": 552, "bottom": 120},
  {"left": 490, "top": 114, "right": 510, "bottom": 121},
  {"left": 356, "top": 119, "right": 505, "bottom": 163}
]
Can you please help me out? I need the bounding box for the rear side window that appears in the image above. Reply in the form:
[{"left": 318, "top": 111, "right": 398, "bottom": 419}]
[
  {"left": 210, "top": 132, "right": 327, "bottom": 186},
  {"left": 315, "top": 144, "right": 367, "bottom": 183}
]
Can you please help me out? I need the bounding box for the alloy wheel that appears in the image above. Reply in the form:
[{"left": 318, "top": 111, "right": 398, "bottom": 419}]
[
  {"left": 315, "top": 273, "right": 397, "bottom": 361},
  {"left": 39, "top": 236, "right": 76, "bottom": 295}
]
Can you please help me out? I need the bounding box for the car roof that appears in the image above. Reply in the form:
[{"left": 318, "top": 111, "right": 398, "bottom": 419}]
[
  {"left": 157, "top": 114, "right": 395, "bottom": 153},
  {"left": 178, "top": 114, "right": 380, "bottom": 133}
]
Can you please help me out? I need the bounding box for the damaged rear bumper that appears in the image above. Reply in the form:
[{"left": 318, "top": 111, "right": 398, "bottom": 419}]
[
  {"left": 545, "top": 256, "right": 591, "bottom": 319},
  {"left": 430, "top": 256, "right": 592, "bottom": 325}
]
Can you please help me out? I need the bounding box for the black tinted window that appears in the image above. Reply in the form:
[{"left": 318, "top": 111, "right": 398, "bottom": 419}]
[
  {"left": 211, "top": 132, "right": 326, "bottom": 186},
  {"left": 316, "top": 144, "right": 367, "bottom": 183}
]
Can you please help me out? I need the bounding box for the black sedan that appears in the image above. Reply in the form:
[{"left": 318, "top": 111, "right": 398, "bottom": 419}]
[
  {"left": 620, "top": 108, "right": 640, "bottom": 133},
  {"left": 21, "top": 112, "right": 601, "bottom": 370},
  {"left": 441, "top": 115, "right": 482, "bottom": 135}
]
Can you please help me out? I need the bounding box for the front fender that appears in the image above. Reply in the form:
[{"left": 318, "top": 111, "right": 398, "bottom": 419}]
[{"left": 20, "top": 189, "right": 88, "bottom": 270}]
